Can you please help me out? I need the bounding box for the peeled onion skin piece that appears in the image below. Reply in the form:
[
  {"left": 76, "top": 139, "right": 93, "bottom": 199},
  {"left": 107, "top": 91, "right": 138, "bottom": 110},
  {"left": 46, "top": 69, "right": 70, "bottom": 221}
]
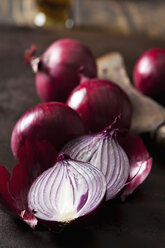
[
  {"left": 133, "top": 48, "right": 165, "bottom": 96},
  {"left": 28, "top": 154, "right": 106, "bottom": 225},
  {"left": 11, "top": 102, "right": 86, "bottom": 159},
  {"left": 25, "top": 39, "right": 97, "bottom": 102},
  {"left": 0, "top": 166, "right": 14, "bottom": 212},
  {"left": 61, "top": 126, "right": 130, "bottom": 201},
  {"left": 117, "top": 133, "right": 152, "bottom": 201},
  {"left": 66, "top": 78, "right": 132, "bottom": 133},
  {"left": 0, "top": 139, "right": 58, "bottom": 229}
]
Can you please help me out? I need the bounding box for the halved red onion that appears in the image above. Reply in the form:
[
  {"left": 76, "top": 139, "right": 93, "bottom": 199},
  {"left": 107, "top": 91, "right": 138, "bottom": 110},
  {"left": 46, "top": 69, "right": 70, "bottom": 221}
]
[
  {"left": 0, "top": 139, "right": 58, "bottom": 228},
  {"left": 28, "top": 154, "right": 106, "bottom": 224},
  {"left": 61, "top": 127, "right": 130, "bottom": 201},
  {"left": 61, "top": 125, "right": 152, "bottom": 201}
]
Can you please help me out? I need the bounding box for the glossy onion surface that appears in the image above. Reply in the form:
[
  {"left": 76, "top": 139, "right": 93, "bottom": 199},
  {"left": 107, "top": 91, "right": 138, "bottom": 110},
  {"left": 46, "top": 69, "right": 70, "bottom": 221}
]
[
  {"left": 11, "top": 102, "right": 86, "bottom": 158},
  {"left": 34, "top": 39, "right": 97, "bottom": 102},
  {"left": 67, "top": 78, "right": 132, "bottom": 132},
  {"left": 133, "top": 48, "right": 165, "bottom": 96}
]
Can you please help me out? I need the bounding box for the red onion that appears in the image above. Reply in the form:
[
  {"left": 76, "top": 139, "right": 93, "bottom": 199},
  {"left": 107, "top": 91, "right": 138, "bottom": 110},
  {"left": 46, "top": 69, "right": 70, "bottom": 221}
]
[
  {"left": 0, "top": 140, "right": 105, "bottom": 228},
  {"left": 25, "top": 39, "right": 97, "bottom": 102},
  {"left": 133, "top": 48, "right": 165, "bottom": 96},
  {"left": 28, "top": 153, "right": 106, "bottom": 224},
  {"left": 0, "top": 140, "right": 58, "bottom": 228},
  {"left": 61, "top": 125, "right": 130, "bottom": 201},
  {"left": 11, "top": 102, "right": 86, "bottom": 158},
  {"left": 0, "top": 125, "right": 152, "bottom": 229},
  {"left": 66, "top": 77, "right": 132, "bottom": 132},
  {"left": 61, "top": 123, "right": 152, "bottom": 201}
]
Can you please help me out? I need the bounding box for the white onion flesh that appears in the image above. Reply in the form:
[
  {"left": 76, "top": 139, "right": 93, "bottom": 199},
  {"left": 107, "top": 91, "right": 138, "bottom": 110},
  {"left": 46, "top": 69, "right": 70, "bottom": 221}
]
[
  {"left": 28, "top": 156, "right": 106, "bottom": 223},
  {"left": 61, "top": 132, "right": 130, "bottom": 201}
]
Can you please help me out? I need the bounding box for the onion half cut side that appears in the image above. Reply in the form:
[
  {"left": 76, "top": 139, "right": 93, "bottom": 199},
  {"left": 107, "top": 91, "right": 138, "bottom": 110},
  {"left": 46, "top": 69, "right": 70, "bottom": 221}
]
[
  {"left": 28, "top": 154, "right": 106, "bottom": 224},
  {"left": 61, "top": 128, "right": 130, "bottom": 201}
]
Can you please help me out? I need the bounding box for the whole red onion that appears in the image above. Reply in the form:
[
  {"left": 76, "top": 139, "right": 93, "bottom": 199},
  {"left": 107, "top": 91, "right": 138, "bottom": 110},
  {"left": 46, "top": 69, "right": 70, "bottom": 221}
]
[
  {"left": 11, "top": 102, "right": 86, "bottom": 158},
  {"left": 25, "top": 39, "right": 97, "bottom": 102},
  {"left": 66, "top": 77, "right": 132, "bottom": 133},
  {"left": 133, "top": 48, "right": 165, "bottom": 96}
]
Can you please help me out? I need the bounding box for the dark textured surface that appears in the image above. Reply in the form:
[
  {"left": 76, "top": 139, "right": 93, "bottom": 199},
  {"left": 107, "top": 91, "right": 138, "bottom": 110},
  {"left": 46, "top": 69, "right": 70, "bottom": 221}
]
[{"left": 0, "top": 25, "right": 165, "bottom": 248}]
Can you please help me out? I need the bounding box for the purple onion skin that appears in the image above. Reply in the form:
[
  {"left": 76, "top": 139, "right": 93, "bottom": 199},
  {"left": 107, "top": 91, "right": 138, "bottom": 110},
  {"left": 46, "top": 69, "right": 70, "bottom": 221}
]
[
  {"left": 67, "top": 78, "right": 132, "bottom": 133},
  {"left": 11, "top": 102, "right": 86, "bottom": 158},
  {"left": 34, "top": 39, "right": 97, "bottom": 102},
  {"left": 117, "top": 133, "right": 152, "bottom": 201},
  {"left": 133, "top": 48, "right": 165, "bottom": 96},
  {"left": 0, "top": 140, "right": 58, "bottom": 229}
]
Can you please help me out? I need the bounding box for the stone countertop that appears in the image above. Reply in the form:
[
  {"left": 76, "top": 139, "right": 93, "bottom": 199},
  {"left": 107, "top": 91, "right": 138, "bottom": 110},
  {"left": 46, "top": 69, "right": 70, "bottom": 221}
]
[{"left": 0, "top": 25, "right": 165, "bottom": 248}]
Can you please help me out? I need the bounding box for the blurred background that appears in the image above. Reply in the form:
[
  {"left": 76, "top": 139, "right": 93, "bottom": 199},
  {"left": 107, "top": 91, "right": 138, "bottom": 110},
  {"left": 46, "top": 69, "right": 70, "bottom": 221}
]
[
  {"left": 0, "top": 2, "right": 165, "bottom": 248},
  {"left": 0, "top": 0, "right": 165, "bottom": 39}
]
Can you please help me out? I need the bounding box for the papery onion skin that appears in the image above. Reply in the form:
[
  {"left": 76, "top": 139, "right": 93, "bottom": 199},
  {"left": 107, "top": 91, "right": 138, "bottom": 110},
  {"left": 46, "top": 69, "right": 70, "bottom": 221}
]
[
  {"left": 28, "top": 153, "right": 106, "bottom": 224},
  {"left": 61, "top": 127, "right": 130, "bottom": 201},
  {"left": 0, "top": 139, "right": 58, "bottom": 228},
  {"left": 133, "top": 48, "right": 165, "bottom": 96},
  {"left": 0, "top": 166, "right": 13, "bottom": 211},
  {"left": 11, "top": 102, "right": 86, "bottom": 158},
  {"left": 66, "top": 78, "right": 132, "bottom": 132},
  {"left": 117, "top": 133, "right": 152, "bottom": 201},
  {"left": 26, "top": 39, "right": 97, "bottom": 102}
]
